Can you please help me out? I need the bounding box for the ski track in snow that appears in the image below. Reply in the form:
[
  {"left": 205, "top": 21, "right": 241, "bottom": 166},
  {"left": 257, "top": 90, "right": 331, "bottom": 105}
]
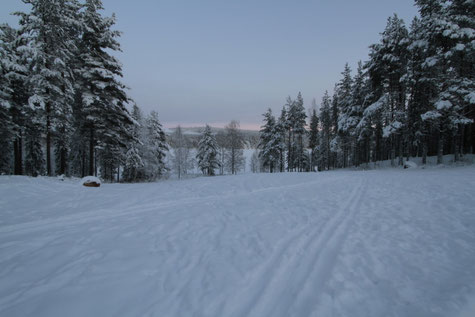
[
  {"left": 0, "top": 168, "right": 475, "bottom": 317},
  {"left": 222, "top": 177, "right": 367, "bottom": 317}
]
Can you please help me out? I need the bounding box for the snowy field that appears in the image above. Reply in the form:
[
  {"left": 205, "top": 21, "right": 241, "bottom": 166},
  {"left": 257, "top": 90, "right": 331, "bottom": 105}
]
[{"left": 1, "top": 167, "right": 475, "bottom": 317}]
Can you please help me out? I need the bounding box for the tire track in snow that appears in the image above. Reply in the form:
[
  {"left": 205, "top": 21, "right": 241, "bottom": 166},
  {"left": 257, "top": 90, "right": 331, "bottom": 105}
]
[{"left": 222, "top": 175, "right": 367, "bottom": 317}]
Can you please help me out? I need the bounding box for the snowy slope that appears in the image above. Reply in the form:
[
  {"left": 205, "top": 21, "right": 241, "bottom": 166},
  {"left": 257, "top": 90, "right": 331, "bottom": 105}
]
[{"left": 1, "top": 168, "right": 475, "bottom": 316}]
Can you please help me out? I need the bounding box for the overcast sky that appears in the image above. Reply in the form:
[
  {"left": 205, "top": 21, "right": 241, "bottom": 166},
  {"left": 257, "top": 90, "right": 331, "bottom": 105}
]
[{"left": 1, "top": 0, "right": 418, "bottom": 130}]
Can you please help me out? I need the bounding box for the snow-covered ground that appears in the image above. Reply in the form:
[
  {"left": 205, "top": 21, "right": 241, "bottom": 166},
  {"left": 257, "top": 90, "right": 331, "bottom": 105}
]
[{"left": 1, "top": 167, "right": 475, "bottom": 316}]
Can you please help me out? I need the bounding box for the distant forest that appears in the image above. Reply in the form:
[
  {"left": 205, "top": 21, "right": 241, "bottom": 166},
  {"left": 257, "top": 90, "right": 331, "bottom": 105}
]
[{"left": 1, "top": 0, "right": 473, "bottom": 181}]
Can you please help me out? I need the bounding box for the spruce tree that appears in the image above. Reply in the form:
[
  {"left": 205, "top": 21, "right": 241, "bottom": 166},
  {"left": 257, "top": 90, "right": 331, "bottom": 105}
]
[
  {"left": 197, "top": 125, "right": 220, "bottom": 176},
  {"left": 145, "top": 111, "right": 169, "bottom": 179},
  {"left": 122, "top": 104, "right": 145, "bottom": 182}
]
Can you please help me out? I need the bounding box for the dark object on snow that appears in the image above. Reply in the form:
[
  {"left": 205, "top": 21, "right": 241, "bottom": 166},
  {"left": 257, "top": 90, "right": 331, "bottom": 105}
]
[
  {"left": 81, "top": 176, "right": 101, "bottom": 187},
  {"left": 83, "top": 181, "right": 100, "bottom": 187}
]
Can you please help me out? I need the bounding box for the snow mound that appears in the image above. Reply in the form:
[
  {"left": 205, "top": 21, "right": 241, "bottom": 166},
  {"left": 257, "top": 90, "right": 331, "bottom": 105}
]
[
  {"left": 403, "top": 161, "right": 418, "bottom": 169},
  {"left": 81, "top": 176, "right": 101, "bottom": 187}
]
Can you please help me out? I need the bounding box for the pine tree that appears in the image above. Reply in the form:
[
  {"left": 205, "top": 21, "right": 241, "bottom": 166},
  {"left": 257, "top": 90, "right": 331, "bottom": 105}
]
[
  {"left": 2, "top": 23, "right": 31, "bottom": 175},
  {"left": 336, "top": 63, "right": 354, "bottom": 167},
  {"left": 308, "top": 108, "right": 320, "bottom": 171},
  {"left": 258, "top": 109, "right": 280, "bottom": 173},
  {"left": 319, "top": 91, "right": 332, "bottom": 170},
  {"left": 0, "top": 24, "right": 14, "bottom": 174},
  {"left": 287, "top": 92, "right": 307, "bottom": 171},
  {"left": 196, "top": 125, "right": 220, "bottom": 176},
  {"left": 75, "top": 0, "right": 133, "bottom": 176},
  {"left": 406, "top": 16, "right": 437, "bottom": 163},
  {"left": 330, "top": 86, "right": 342, "bottom": 167},
  {"left": 283, "top": 97, "right": 293, "bottom": 171},
  {"left": 415, "top": 0, "right": 474, "bottom": 163},
  {"left": 351, "top": 61, "right": 369, "bottom": 166},
  {"left": 16, "top": 0, "right": 81, "bottom": 176},
  {"left": 24, "top": 118, "right": 44, "bottom": 177},
  {"left": 276, "top": 107, "right": 288, "bottom": 172},
  {"left": 367, "top": 14, "right": 409, "bottom": 166}
]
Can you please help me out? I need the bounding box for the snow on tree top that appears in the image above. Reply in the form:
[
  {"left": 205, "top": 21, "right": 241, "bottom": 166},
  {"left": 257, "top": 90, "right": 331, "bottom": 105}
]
[{"left": 436, "top": 100, "right": 453, "bottom": 110}]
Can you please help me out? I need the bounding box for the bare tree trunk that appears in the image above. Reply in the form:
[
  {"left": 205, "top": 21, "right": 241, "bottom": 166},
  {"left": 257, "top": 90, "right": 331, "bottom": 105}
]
[
  {"left": 287, "top": 129, "right": 292, "bottom": 172},
  {"left": 89, "top": 127, "right": 94, "bottom": 176},
  {"left": 454, "top": 131, "right": 460, "bottom": 162},
  {"left": 14, "top": 134, "right": 23, "bottom": 175},
  {"left": 467, "top": 123, "right": 473, "bottom": 154},
  {"left": 390, "top": 136, "right": 395, "bottom": 167},
  {"left": 437, "top": 130, "right": 443, "bottom": 165},
  {"left": 81, "top": 149, "right": 86, "bottom": 177},
  {"left": 343, "top": 140, "right": 347, "bottom": 168},
  {"left": 398, "top": 136, "right": 403, "bottom": 166},
  {"left": 422, "top": 138, "right": 427, "bottom": 165},
  {"left": 231, "top": 148, "right": 235, "bottom": 174},
  {"left": 59, "top": 147, "right": 66, "bottom": 175},
  {"left": 46, "top": 103, "right": 52, "bottom": 176}
]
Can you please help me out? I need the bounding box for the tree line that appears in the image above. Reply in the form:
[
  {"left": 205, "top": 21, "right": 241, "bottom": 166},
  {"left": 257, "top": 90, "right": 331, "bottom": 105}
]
[
  {"left": 257, "top": 0, "right": 474, "bottom": 173},
  {"left": 1, "top": 0, "right": 473, "bottom": 180},
  {"left": 0, "top": 0, "right": 248, "bottom": 181}
]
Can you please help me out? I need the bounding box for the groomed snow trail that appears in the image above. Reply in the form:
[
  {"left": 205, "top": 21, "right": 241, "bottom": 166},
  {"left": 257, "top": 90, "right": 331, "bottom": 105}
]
[{"left": 1, "top": 167, "right": 475, "bottom": 317}]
